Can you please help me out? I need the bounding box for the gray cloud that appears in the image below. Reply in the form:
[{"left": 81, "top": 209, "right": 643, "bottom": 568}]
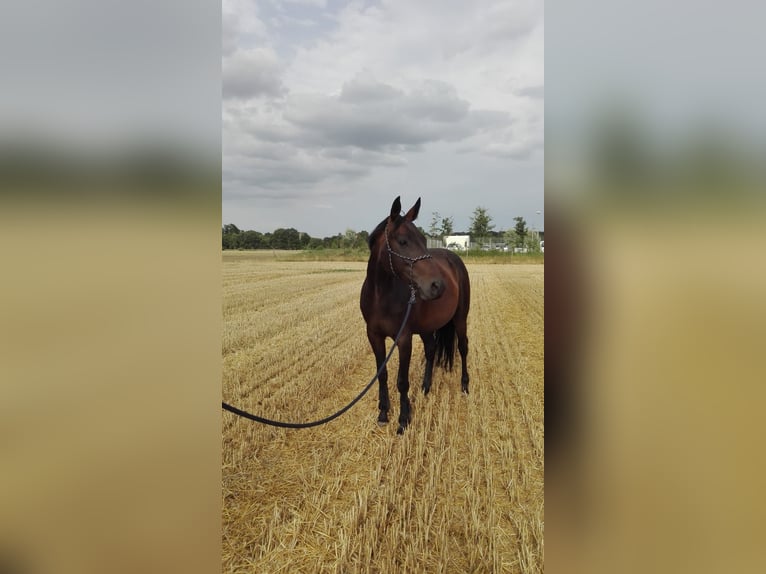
[
  {"left": 222, "top": 12, "right": 240, "bottom": 57},
  {"left": 517, "top": 85, "right": 544, "bottom": 100},
  {"left": 339, "top": 76, "right": 403, "bottom": 103},
  {"left": 398, "top": 80, "right": 471, "bottom": 122},
  {"left": 224, "top": 148, "right": 369, "bottom": 199},
  {"left": 320, "top": 146, "right": 409, "bottom": 167},
  {"left": 444, "top": 0, "right": 541, "bottom": 58},
  {"left": 223, "top": 49, "right": 285, "bottom": 100},
  {"left": 466, "top": 109, "right": 515, "bottom": 131},
  {"left": 223, "top": 77, "right": 519, "bottom": 198},
  {"left": 482, "top": 142, "right": 539, "bottom": 160},
  {"left": 283, "top": 79, "right": 490, "bottom": 150}
]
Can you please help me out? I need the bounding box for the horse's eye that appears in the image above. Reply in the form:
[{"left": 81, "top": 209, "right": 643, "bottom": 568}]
[{"left": 398, "top": 238, "right": 408, "bottom": 247}]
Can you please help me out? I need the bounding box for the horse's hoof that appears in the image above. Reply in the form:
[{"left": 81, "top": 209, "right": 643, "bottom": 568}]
[
  {"left": 396, "top": 426, "right": 404, "bottom": 435},
  {"left": 461, "top": 386, "right": 469, "bottom": 395},
  {"left": 377, "top": 420, "right": 388, "bottom": 427},
  {"left": 422, "top": 386, "right": 430, "bottom": 395}
]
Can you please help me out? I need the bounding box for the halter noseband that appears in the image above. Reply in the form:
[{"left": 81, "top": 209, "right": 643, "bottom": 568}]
[{"left": 384, "top": 223, "right": 433, "bottom": 302}]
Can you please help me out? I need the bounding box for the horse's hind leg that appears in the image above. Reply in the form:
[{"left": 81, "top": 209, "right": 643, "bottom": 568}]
[
  {"left": 420, "top": 332, "right": 436, "bottom": 395},
  {"left": 368, "top": 331, "right": 390, "bottom": 424},
  {"left": 455, "top": 319, "right": 469, "bottom": 394}
]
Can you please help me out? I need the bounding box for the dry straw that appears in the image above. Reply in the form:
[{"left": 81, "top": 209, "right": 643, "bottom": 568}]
[{"left": 222, "top": 255, "right": 544, "bottom": 573}]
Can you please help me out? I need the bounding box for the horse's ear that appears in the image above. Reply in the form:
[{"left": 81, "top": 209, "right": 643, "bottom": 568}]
[
  {"left": 389, "top": 196, "right": 402, "bottom": 220},
  {"left": 404, "top": 197, "right": 421, "bottom": 222}
]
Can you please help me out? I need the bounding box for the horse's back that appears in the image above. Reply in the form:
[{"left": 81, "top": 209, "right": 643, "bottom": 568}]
[
  {"left": 430, "top": 248, "right": 469, "bottom": 283},
  {"left": 430, "top": 248, "right": 467, "bottom": 269}
]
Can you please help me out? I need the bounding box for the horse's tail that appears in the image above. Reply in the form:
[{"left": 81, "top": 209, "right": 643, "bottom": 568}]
[{"left": 434, "top": 320, "right": 456, "bottom": 372}]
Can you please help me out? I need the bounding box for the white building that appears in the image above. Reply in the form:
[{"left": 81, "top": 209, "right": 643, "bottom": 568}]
[{"left": 444, "top": 235, "right": 471, "bottom": 251}]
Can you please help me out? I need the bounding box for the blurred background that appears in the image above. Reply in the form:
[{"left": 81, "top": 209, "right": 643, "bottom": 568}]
[
  {"left": 0, "top": 2, "right": 221, "bottom": 574},
  {"left": 546, "top": 1, "right": 766, "bottom": 572}
]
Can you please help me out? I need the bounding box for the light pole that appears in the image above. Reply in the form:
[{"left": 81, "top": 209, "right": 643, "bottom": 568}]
[{"left": 536, "top": 210, "right": 543, "bottom": 251}]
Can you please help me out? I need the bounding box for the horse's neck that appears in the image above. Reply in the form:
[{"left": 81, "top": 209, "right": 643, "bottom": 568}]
[
  {"left": 366, "top": 255, "right": 387, "bottom": 282},
  {"left": 366, "top": 255, "right": 404, "bottom": 297}
]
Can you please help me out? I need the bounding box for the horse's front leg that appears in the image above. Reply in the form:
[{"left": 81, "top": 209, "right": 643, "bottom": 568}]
[
  {"left": 396, "top": 335, "right": 413, "bottom": 434},
  {"left": 368, "top": 330, "right": 390, "bottom": 425}
]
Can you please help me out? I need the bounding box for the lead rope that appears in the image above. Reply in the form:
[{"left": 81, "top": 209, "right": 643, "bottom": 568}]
[{"left": 221, "top": 290, "right": 415, "bottom": 428}]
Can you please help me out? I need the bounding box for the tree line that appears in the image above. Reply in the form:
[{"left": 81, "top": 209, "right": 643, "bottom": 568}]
[
  {"left": 223, "top": 206, "right": 541, "bottom": 251},
  {"left": 222, "top": 224, "right": 369, "bottom": 250},
  {"left": 478, "top": 208, "right": 541, "bottom": 251}
]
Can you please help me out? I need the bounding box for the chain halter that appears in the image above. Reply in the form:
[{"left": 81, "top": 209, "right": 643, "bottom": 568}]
[{"left": 384, "top": 223, "right": 433, "bottom": 303}]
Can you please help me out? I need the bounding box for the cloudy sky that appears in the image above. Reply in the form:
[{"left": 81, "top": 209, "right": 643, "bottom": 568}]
[{"left": 223, "top": 0, "right": 543, "bottom": 237}]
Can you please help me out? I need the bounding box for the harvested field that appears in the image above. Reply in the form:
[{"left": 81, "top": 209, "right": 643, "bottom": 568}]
[{"left": 222, "top": 251, "right": 544, "bottom": 573}]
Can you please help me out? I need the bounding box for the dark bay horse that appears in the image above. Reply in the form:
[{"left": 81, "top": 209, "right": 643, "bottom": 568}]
[{"left": 360, "top": 196, "right": 471, "bottom": 434}]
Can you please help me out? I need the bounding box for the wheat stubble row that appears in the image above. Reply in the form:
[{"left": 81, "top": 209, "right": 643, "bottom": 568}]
[{"left": 223, "top": 257, "right": 543, "bottom": 573}]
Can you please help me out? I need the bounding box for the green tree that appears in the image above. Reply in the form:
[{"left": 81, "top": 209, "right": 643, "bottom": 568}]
[
  {"left": 343, "top": 228, "right": 360, "bottom": 248},
  {"left": 524, "top": 233, "right": 541, "bottom": 253},
  {"left": 323, "top": 234, "right": 343, "bottom": 248},
  {"left": 513, "top": 216, "right": 528, "bottom": 247},
  {"left": 271, "top": 228, "right": 301, "bottom": 249},
  {"left": 222, "top": 233, "right": 238, "bottom": 250},
  {"left": 503, "top": 228, "right": 517, "bottom": 248},
  {"left": 240, "top": 230, "right": 263, "bottom": 249},
  {"left": 222, "top": 223, "right": 242, "bottom": 249},
  {"left": 469, "top": 206, "right": 495, "bottom": 238},
  {"left": 428, "top": 212, "right": 441, "bottom": 237},
  {"left": 440, "top": 216, "right": 454, "bottom": 237}
]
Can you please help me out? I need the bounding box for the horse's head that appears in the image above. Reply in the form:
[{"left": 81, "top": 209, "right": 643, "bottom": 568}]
[{"left": 371, "top": 196, "right": 446, "bottom": 301}]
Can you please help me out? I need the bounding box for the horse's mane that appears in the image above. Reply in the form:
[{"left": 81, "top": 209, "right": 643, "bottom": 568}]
[{"left": 368, "top": 215, "right": 404, "bottom": 250}]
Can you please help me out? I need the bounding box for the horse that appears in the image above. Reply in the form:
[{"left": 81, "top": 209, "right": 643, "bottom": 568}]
[{"left": 360, "top": 196, "right": 471, "bottom": 434}]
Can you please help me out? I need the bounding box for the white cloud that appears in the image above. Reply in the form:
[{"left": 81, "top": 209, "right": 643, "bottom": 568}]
[
  {"left": 222, "top": 0, "right": 268, "bottom": 39},
  {"left": 279, "top": 0, "right": 327, "bottom": 7}
]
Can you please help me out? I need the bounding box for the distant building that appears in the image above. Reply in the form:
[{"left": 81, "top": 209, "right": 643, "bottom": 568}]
[{"left": 444, "top": 235, "right": 471, "bottom": 251}]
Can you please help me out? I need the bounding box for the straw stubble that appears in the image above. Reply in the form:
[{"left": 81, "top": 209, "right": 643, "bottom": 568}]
[{"left": 222, "top": 252, "right": 543, "bottom": 573}]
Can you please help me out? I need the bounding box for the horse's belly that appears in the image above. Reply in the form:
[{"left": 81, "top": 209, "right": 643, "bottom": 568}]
[{"left": 413, "top": 296, "right": 459, "bottom": 333}]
